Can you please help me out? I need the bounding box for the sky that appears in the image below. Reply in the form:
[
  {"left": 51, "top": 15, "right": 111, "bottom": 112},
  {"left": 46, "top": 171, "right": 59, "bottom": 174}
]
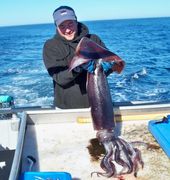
[{"left": 1, "top": 0, "right": 170, "bottom": 26}]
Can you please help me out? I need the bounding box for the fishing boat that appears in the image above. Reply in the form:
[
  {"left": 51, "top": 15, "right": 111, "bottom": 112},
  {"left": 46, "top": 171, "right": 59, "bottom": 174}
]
[{"left": 1, "top": 98, "right": 170, "bottom": 180}]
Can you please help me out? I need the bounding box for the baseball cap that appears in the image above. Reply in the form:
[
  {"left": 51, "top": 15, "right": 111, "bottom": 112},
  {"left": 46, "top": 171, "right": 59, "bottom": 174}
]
[{"left": 53, "top": 6, "right": 77, "bottom": 26}]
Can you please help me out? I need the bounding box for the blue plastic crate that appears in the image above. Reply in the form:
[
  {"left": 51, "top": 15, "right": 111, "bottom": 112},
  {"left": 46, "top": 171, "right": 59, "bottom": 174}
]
[
  {"left": 20, "top": 171, "right": 72, "bottom": 180},
  {"left": 148, "top": 115, "right": 170, "bottom": 158}
]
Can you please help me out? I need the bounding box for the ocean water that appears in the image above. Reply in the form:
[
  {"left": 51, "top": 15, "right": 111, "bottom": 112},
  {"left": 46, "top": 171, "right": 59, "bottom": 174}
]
[{"left": 0, "top": 17, "right": 170, "bottom": 107}]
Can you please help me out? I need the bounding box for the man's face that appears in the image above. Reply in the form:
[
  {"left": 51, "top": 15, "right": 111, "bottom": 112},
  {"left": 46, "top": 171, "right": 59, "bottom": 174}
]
[{"left": 57, "top": 20, "right": 78, "bottom": 41}]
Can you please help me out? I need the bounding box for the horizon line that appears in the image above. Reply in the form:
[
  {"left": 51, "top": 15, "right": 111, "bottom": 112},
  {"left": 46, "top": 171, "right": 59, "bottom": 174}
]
[{"left": 0, "top": 16, "right": 170, "bottom": 28}]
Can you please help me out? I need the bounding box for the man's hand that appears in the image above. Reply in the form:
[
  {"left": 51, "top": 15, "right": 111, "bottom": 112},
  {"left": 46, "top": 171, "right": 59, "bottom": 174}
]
[
  {"left": 81, "top": 61, "right": 116, "bottom": 74},
  {"left": 101, "top": 61, "right": 115, "bottom": 73},
  {"left": 112, "top": 60, "right": 125, "bottom": 74},
  {"left": 81, "top": 60, "right": 95, "bottom": 73}
]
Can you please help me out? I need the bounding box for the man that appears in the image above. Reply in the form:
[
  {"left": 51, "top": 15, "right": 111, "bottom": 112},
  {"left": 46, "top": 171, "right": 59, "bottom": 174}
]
[{"left": 43, "top": 6, "right": 121, "bottom": 109}]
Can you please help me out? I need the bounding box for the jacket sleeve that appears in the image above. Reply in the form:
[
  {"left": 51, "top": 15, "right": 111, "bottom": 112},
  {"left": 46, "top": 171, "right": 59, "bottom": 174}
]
[{"left": 43, "top": 40, "right": 78, "bottom": 88}]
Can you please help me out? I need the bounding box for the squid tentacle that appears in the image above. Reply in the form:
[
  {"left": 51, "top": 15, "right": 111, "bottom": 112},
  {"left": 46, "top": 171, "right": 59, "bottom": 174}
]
[
  {"left": 91, "top": 139, "right": 117, "bottom": 177},
  {"left": 91, "top": 130, "right": 144, "bottom": 178},
  {"left": 114, "top": 139, "right": 133, "bottom": 175},
  {"left": 133, "top": 147, "right": 144, "bottom": 175},
  {"left": 116, "top": 139, "right": 134, "bottom": 174},
  {"left": 119, "top": 138, "right": 144, "bottom": 177},
  {"left": 135, "top": 148, "right": 144, "bottom": 169},
  {"left": 119, "top": 138, "right": 139, "bottom": 175},
  {"left": 90, "top": 131, "right": 144, "bottom": 178}
]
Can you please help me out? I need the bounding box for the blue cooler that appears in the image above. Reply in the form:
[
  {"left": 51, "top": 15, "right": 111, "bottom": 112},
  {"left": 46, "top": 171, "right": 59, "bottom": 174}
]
[
  {"left": 148, "top": 115, "right": 170, "bottom": 158},
  {"left": 20, "top": 171, "right": 72, "bottom": 180}
]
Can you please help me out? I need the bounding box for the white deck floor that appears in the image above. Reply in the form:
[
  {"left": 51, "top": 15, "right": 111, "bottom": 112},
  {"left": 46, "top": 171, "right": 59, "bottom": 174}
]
[{"left": 21, "top": 120, "right": 170, "bottom": 180}]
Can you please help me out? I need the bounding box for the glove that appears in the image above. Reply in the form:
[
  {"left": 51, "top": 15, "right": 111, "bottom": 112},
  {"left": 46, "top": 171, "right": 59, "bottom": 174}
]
[
  {"left": 81, "top": 60, "right": 95, "bottom": 73},
  {"left": 101, "top": 61, "right": 115, "bottom": 73},
  {"left": 81, "top": 61, "right": 115, "bottom": 74}
]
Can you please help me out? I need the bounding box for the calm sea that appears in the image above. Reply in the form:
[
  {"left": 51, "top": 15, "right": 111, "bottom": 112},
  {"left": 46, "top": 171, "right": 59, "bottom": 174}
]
[{"left": 0, "top": 17, "right": 170, "bottom": 107}]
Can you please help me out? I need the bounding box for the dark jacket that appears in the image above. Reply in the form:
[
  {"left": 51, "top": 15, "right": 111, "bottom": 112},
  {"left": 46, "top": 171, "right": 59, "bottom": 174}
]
[{"left": 43, "top": 22, "right": 105, "bottom": 109}]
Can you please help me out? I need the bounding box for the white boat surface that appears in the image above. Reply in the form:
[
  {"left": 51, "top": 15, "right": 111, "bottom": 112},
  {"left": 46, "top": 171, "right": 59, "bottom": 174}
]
[{"left": 1, "top": 101, "right": 170, "bottom": 180}]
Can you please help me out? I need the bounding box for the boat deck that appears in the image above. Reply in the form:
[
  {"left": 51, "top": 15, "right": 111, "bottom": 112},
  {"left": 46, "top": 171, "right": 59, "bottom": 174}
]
[
  {"left": 2, "top": 101, "right": 169, "bottom": 180},
  {"left": 21, "top": 119, "right": 170, "bottom": 180}
]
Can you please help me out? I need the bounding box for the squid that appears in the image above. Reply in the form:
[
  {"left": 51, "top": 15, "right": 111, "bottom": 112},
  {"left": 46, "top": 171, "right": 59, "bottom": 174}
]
[{"left": 69, "top": 37, "right": 143, "bottom": 178}]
